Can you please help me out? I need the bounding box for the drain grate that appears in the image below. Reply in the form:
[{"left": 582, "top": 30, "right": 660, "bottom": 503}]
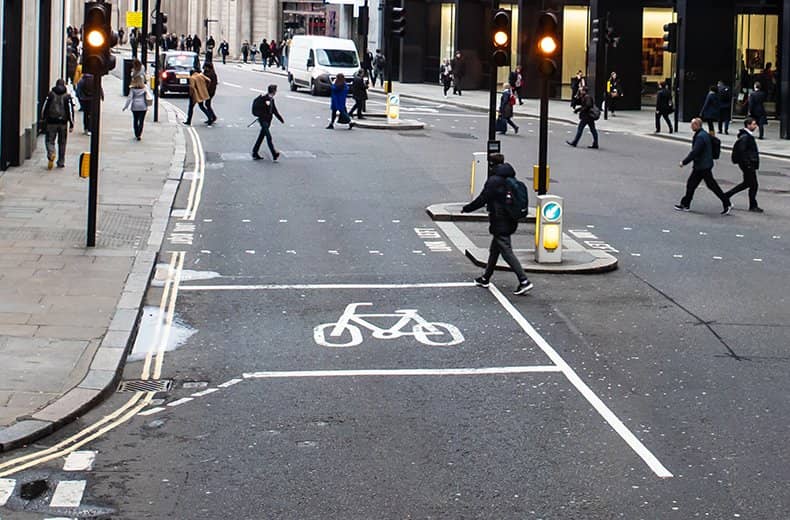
[{"left": 117, "top": 379, "right": 173, "bottom": 393}]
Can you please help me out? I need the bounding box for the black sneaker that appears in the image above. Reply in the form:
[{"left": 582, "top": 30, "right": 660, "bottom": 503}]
[
  {"left": 721, "top": 204, "right": 732, "bottom": 215},
  {"left": 273, "top": 152, "right": 280, "bottom": 161},
  {"left": 251, "top": 153, "right": 263, "bottom": 160},
  {"left": 749, "top": 206, "right": 764, "bottom": 213},
  {"left": 674, "top": 204, "right": 690, "bottom": 212},
  {"left": 474, "top": 277, "right": 490, "bottom": 288},
  {"left": 513, "top": 280, "right": 533, "bottom": 295},
  {"left": 565, "top": 141, "right": 577, "bottom": 147}
]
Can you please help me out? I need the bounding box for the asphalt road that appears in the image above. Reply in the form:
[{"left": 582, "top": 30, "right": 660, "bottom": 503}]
[{"left": 2, "top": 62, "right": 789, "bottom": 519}]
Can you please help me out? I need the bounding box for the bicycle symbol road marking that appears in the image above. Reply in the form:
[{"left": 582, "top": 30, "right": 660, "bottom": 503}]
[{"left": 313, "top": 302, "right": 464, "bottom": 348}]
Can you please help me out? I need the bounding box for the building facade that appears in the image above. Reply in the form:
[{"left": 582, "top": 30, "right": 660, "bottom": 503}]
[
  {"left": 1, "top": 0, "right": 68, "bottom": 170},
  {"left": 395, "top": 0, "right": 790, "bottom": 138}
]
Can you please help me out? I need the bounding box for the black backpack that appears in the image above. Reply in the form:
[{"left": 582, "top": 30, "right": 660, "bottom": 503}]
[
  {"left": 710, "top": 134, "right": 722, "bottom": 160},
  {"left": 251, "top": 95, "right": 268, "bottom": 118},
  {"left": 503, "top": 177, "right": 529, "bottom": 221},
  {"left": 47, "top": 92, "right": 68, "bottom": 123}
]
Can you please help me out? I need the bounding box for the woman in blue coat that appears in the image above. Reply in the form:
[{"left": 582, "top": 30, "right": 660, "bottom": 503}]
[
  {"left": 326, "top": 73, "right": 353, "bottom": 130},
  {"left": 699, "top": 85, "right": 720, "bottom": 133}
]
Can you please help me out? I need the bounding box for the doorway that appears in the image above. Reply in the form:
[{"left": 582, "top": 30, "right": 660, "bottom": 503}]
[{"left": 734, "top": 13, "right": 779, "bottom": 117}]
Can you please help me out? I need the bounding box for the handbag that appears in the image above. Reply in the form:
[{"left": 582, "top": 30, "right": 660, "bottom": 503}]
[
  {"left": 337, "top": 111, "right": 351, "bottom": 125},
  {"left": 144, "top": 86, "right": 153, "bottom": 107}
]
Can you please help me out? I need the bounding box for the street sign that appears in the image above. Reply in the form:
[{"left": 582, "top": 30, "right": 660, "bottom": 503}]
[
  {"left": 126, "top": 11, "right": 142, "bottom": 28},
  {"left": 387, "top": 93, "right": 400, "bottom": 122},
  {"left": 542, "top": 201, "right": 562, "bottom": 222}
]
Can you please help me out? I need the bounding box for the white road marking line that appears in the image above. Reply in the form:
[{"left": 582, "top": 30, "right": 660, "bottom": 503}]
[
  {"left": 249, "top": 87, "right": 264, "bottom": 93},
  {"left": 487, "top": 284, "right": 673, "bottom": 478},
  {"left": 200, "top": 250, "right": 211, "bottom": 254},
  {"left": 772, "top": 235, "right": 781, "bottom": 239},
  {"left": 218, "top": 378, "right": 242, "bottom": 388},
  {"left": 50, "top": 480, "right": 87, "bottom": 508},
  {"left": 753, "top": 258, "right": 763, "bottom": 262},
  {"left": 203, "top": 219, "right": 213, "bottom": 222},
  {"left": 191, "top": 388, "right": 219, "bottom": 397},
  {"left": 167, "top": 398, "right": 194, "bottom": 407},
  {"left": 245, "top": 250, "right": 255, "bottom": 254},
  {"left": 180, "top": 282, "right": 476, "bottom": 291},
  {"left": 699, "top": 231, "right": 708, "bottom": 235},
  {"left": 368, "top": 250, "right": 381, "bottom": 254},
  {"left": 673, "top": 254, "right": 683, "bottom": 258},
  {"left": 0, "top": 478, "right": 15, "bottom": 506},
  {"left": 138, "top": 407, "right": 166, "bottom": 416},
  {"left": 713, "top": 256, "right": 723, "bottom": 260},
  {"left": 286, "top": 250, "right": 297, "bottom": 254},
  {"left": 242, "top": 219, "right": 251, "bottom": 223},
  {"left": 328, "top": 250, "right": 339, "bottom": 255},
  {"left": 63, "top": 451, "right": 96, "bottom": 472},
  {"left": 279, "top": 219, "right": 288, "bottom": 223},
  {"left": 317, "top": 219, "right": 326, "bottom": 223},
  {"left": 586, "top": 225, "right": 595, "bottom": 228},
  {"left": 736, "top": 234, "right": 744, "bottom": 238},
  {"left": 244, "top": 366, "right": 562, "bottom": 379},
  {"left": 223, "top": 82, "right": 242, "bottom": 88},
  {"left": 623, "top": 227, "right": 632, "bottom": 230},
  {"left": 392, "top": 219, "right": 401, "bottom": 223},
  {"left": 662, "top": 229, "right": 670, "bottom": 233},
  {"left": 412, "top": 250, "right": 424, "bottom": 254},
  {"left": 354, "top": 219, "right": 364, "bottom": 223},
  {"left": 631, "top": 253, "right": 641, "bottom": 257}
]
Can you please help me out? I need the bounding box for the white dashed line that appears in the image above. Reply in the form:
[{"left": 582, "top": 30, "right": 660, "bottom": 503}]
[
  {"left": 223, "top": 82, "right": 242, "bottom": 88},
  {"left": 63, "top": 451, "right": 96, "bottom": 472},
  {"left": 218, "top": 378, "right": 242, "bottom": 388},
  {"left": 328, "top": 250, "right": 339, "bottom": 255},
  {"left": 50, "top": 480, "right": 87, "bottom": 508},
  {"left": 317, "top": 219, "right": 326, "bottom": 223},
  {"left": 772, "top": 235, "right": 781, "bottom": 239},
  {"left": 242, "top": 219, "right": 251, "bottom": 223},
  {"left": 673, "top": 254, "right": 683, "bottom": 258},
  {"left": 167, "top": 398, "right": 194, "bottom": 407},
  {"left": 713, "top": 256, "right": 723, "bottom": 260},
  {"left": 191, "top": 388, "right": 220, "bottom": 397},
  {"left": 662, "top": 229, "right": 671, "bottom": 233},
  {"left": 355, "top": 219, "right": 364, "bottom": 223},
  {"left": 736, "top": 234, "right": 744, "bottom": 238},
  {"left": 286, "top": 250, "right": 297, "bottom": 254},
  {"left": 138, "top": 407, "right": 166, "bottom": 416},
  {"left": 203, "top": 219, "right": 213, "bottom": 222},
  {"left": 0, "top": 478, "right": 15, "bottom": 506},
  {"left": 753, "top": 258, "right": 763, "bottom": 262},
  {"left": 630, "top": 253, "right": 641, "bottom": 257},
  {"left": 279, "top": 219, "right": 288, "bottom": 223},
  {"left": 699, "top": 231, "right": 707, "bottom": 235},
  {"left": 623, "top": 227, "right": 632, "bottom": 231},
  {"left": 245, "top": 250, "right": 256, "bottom": 254},
  {"left": 392, "top": 219, "right": 401, "bottom": 223}
]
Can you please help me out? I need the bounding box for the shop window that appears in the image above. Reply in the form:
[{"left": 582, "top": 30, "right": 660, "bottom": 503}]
[
  {"left": 735, "top": 14, "right": 779, "bottom": 116},
  {"left": 641, "top": 8, "right": 674, "bottom": 106},
  {"left": 440, "top": 4, "right": 455, "bottom": 63},
  {"left": 561, "top": 6, "right": 588, "bottom": 100}
]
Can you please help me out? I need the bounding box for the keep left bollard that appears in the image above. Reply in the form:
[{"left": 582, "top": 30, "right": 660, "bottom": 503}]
[{"left": 535, "top": 194, "right": 563, "bottom": 263}]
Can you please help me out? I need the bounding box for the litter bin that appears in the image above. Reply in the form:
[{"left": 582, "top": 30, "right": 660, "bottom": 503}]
[{"left": 122, "top": 58, "right": 133, "bottom": 96}]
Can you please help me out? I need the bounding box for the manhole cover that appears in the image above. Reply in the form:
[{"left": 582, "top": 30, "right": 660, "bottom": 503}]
[{"left": 117, "top": 379, "right": 173, "bottom": 393}]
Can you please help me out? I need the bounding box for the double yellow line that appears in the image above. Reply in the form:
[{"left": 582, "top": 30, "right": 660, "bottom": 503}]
[{"left": 0, "top": 103, "right": 205, "bottom": 477}]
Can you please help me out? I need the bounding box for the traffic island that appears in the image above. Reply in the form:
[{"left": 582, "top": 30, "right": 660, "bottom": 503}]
[
  {"left": 426, "top": 204, "right": 618, "bottom": 274},
  {"left": 352, "top": 117, "right": 425, "bottom": 130}
]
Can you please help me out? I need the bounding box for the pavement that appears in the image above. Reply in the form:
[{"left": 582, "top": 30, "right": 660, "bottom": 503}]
[{"left": 0, "top": 74, "right": 186, "bottom": 451}]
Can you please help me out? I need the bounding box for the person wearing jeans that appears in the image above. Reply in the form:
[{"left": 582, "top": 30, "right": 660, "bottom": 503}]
[
  {"left": 461, "top": 154, "right": 533, "bottom": 296},
  {"left": 566, "top": 86, "right": 599, "bottom": 149},
  {"left": 252, "top": 84, "right": 284, "bottom": 161},
  {"left": 123, "top": 76, "right": 149, "bottom": 140}
]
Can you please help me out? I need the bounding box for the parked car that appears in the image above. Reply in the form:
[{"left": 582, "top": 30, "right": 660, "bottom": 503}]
[
  {"left": 287, "top": 36, "right": 360, "bottom": 96},
  {"left": 158, "top": 51, "right": 199, "bottom": 97}
]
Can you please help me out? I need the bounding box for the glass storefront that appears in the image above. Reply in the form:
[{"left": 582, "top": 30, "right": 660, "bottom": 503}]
[
  {"left": 282, "top": 2, "right": 327, "bottom": 36},
  {"left": 440, "top": 3, "right": 455, "bottom": 64},
  {"left": 735, "top": 13, "right": 779, "bottom": 116},
  {"left": 641, "top": 8, "right": 675, "bottom": 105},
  {"left": 561, "top": 6, "right": 588, "bottom": 99}
]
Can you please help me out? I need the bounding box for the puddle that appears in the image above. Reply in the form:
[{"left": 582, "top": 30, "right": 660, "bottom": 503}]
[{"left": 128, "top": 306, "right": 197, "bottom": 361}]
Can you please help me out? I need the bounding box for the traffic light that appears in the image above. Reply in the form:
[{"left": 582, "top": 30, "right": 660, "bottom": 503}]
[
  {"left": 153, "top": 12, "right": 168, "bottom": 37},
  {"left": 83, "top": 1, "right": 118, "bottom": 75},
  {"left": 662, "top": 22, "right": 677, "bottom": 53},
  {"left": 536, "top": 10, "right": 559, "bottom": 77},
  {"left": 387, "top": 0, "right": 406, "bottom": 38},
  {"left": 591, "top": 18, "right": 600, "bottom": 44},
  {"left": 491, "top": 9, "right": 511, "bottom": 67}
]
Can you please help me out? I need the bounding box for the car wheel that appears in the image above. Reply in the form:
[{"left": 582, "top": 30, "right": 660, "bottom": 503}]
[
  {"left": 289, "top": 76, "right": 297, "bottom": 92},
  {"left": 310, "top": 80, "right": 317, "bottom": 96},
  {"left": 159, "top": 87, "right": 167, "bottom": 98}
]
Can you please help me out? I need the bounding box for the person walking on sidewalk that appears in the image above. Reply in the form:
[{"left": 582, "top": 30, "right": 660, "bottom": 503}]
[
  {"left": 566, "top": 86, "right": 599, "bottom": 149},
  {"left": 570, "top": 70, "right": 586, "bottom": 108},
  {"left": 251, "top": 84, "right": 284, "bottom": 161},
  {"left": 76, "top": 73, "right": 102, "bottom": 135},
  {"left": 326, "top": 74, "right": 353, "bottom": 130},
  {"left": 219, "top": 40, "right": 229, "bottom": 64},
  {"left": 508, "top": 65, "right": 526, "bottom": 104},
  {"left": 497, "top": 83, "right": 518, "bottom": 134},
  {"left": 241, "top": 40, "right": 250, "bottom": 63},
  {"left": 41, "top": 79, "right": 74, "bottom": 169},
  {"left": 372, "top": 49, "right": 385, "bottom": 88},
  {"left": 655, "top": 81, "right": 674, "bottom": 133},
  {"left": 203, "top": 62, "right": 219, "bottom": 123},
  {"left": 699, "top": 85, "right": 720, "bottom": 133},
  {"left": 206, "top": 36, "right": 215, "bottom": 63},
  {"left": 748, "top": 82, "right": 768, "bottom": 139},
  {"left": 123, "top": 75, "right": 149, "bottom": 140},
  {"left": 259, "top": 39, "right": 270, "bottom": 70},
  {"left": 348, "top": 69, "right": 368, "bottom": 120},
  {"left": 717, "top": 80, "right": 732, "bottom": 135},
  {"left": 183, "top": 69, "right": 216, "bottom": 126},
  {"left": 725, "top": 117, "right": 763, "bottom": 213},
  {"left": 362, "top": 50, "right": 374, "bottom": 84},
  {"left": 461, "top": 153, "right": 533, "bottom": 296},
  {"left": 451, "top": 51, "right": 465, "bottom": 96},
  {"left": 674, "top": 118, "right": 731, "bottom": 215},
  {"left": 440, "top": 59, "right": 452, "bottom": 98},
  {"left": 605, "top": 71, "right": 621, "bottom": 117}
]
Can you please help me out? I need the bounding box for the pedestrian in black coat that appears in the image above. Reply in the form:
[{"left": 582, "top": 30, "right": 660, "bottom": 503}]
[
  {"left": 508, "top": 66, "right": 525, "bottom": 104},
  {"left": 76, "top": 73, "right": 103, "bottom": 135},
  {"left": 41, "top": 79, "right": 74, "bottom": 169},
  {"left": 700, "top": 85, "right": 720, "bottom": 133},
  {"left": 451, "top": 51, "right": 465, "bottom": 96},
  {"left": 724, "top": 117, "right": 762, "bottom": 212},
  {"left": 461, "top": 154, "right": 533, "bottom": 295},
  {"left": 655, "top": 81, "right": 673, "bottom": 133},
  {"left": 674, "top": 118, "right": 730, "bottom": 214},
  {"left": 717, "top": 80, "right": 732, "bottom": 134},
  {"left": 348, "top": 70, "right": 368, "bottom": 119},
  {"left": 497, "top": 84, "right": 518, "bottom": 134},
  {"left": 566, "top": 87, "right": 598, "bottom": 149},
  {"left": 748, "top": 82, "right": 768, "bottom": 139},
  {"left": 252, "top": 84, "right": 284, "bottom": 161}
]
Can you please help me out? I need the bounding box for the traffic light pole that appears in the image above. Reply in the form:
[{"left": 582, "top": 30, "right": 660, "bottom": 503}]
[
  {"left": 537, "top": 77, "right": 549, "bottom": 195},
  {"left": 87, "top": 75, "right": 102, "bottom": 247},
  {"left": 153, "top": 0, "right": 161, "bottom": 122}
]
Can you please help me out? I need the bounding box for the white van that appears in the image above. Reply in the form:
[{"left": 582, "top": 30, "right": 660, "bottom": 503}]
[{"left": 287, "top": 35, "right": 360, "bottom": 95}]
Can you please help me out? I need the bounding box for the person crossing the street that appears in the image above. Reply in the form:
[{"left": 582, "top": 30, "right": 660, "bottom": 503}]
[
  {"left": 251, "top": 84, "right": 284, "bottom": 161},
  {"left": 674, "top": 118, "right": 731, "bottom": 215},
  {"left": 724, "top": 117, "right": 763, "bottom": 213}
]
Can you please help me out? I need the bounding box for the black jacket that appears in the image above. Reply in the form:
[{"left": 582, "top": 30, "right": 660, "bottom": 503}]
[
  {"left": 462, "top": 163, "right": 519, "bottom": 235},
  {"left": 733, "top": 128, "right": 759, "bottom": 170},
  {"left": 351, "top": 75, "right": 367, "bottom": 100},
  {"left": 257, "top": 94, "right": 284, "bottom": 125},
  {"left": 41, "top": 84, "right": 74, "bottom": 126},
  {"left": 682, "top": 128, "right": 714, "bottom": 171},
  {"left": 700, "top": 91, "right": 719, "bottom": 121},
  {"left": 656, "top": 87, "right": 673, "bottom": 114},
  {"left": 748, "top": 89, "right": 767, "bottom": 120},
  {"left": 575, "top": 93, "right": 595, "bottom": 122}
]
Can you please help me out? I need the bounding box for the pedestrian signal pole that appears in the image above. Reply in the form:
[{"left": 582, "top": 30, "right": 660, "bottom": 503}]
[
  {"left": 536, "top": 10, "right": 559, "bottom": 195},
  {"left": 152, "top": 1, "right": 165, "bottom": 122},
  {"left": 83, "top": 0, "right": 118, "bottom": 247},
  {"left": 663, "top": 21, "right": 679, "bottom": 131},
  {"left": 488, "top": 6, "right": 508, "bottom": 175}
]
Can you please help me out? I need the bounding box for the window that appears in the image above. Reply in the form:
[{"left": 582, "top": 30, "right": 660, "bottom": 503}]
[
  {"left": 315, "top": 49, "right": 358, "bottom": 67},
  {"left": 561, "top": 6, "right": 588, "bottom": 99},
  {"left": 166, "top": 55, "right": 198, "bottom": 70}
]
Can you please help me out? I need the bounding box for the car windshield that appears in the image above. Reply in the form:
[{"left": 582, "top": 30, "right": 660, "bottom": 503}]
[
  {"left": 166, "top": 55, "right": 195, "bottom": 69},
  {"left": 315, "top": 49, "right": 358, "bottom": 68}
]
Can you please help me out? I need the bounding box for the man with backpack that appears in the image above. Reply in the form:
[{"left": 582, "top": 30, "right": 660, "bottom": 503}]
[
  {"left": 251, "top": 84, "right": 284, "bottom": 161},
  {"left": 40, "top": 79, "right": 74, "bottom": 170},
  {"left": 461, "top": 154, "right": 533, "bottom": 295},
  {"left": 724, "top": 117, "right": 762, "bottom": 213},
  {"left": 372, "top": 49, "right": 385, "bottom": 88},
  {"left": 566, "top": 86, "right": 599, "bottom": 149},
  {"left": 674, "top": 118, "right": 731, "bottom": 215}
]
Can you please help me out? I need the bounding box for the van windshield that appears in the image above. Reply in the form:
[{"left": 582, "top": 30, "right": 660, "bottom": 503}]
[{"left": 316, "top": 49, "right": 358, "bottom": 68}]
